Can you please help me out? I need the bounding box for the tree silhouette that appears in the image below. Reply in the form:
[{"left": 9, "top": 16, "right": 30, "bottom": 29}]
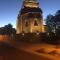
[
  {"left": 46, "top": 14, "right": 55, "bottom": 33},
  {"left": 0, "top": 24, "right": 16, "bottom": 35},
  {"left": 46, "top": 10, "right": 60, "bottom": 44},
  {"left": 55, "top": 10, "right": 60, "bottom": 34},
  {"left": 46, "top": 10, "right": 60, "bottom": 34}
]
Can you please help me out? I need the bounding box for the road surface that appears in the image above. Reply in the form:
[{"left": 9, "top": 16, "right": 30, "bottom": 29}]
[{"left": 0, "top": 42, "right": 52, "bottom": 60}]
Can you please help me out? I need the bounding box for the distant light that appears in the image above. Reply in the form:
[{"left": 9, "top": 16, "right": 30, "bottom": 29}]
[
  {"left": 47, "top": 33, "right": 49, "bottom": 35},
  {"left": 22, "top": 33, "right": 24, "bottom": 36},
  {"left": 36, "top": 32, "right": 39, "bottom": 35}
]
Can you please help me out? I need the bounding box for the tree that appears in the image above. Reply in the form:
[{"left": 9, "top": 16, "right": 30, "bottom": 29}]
[
  {"left": 46, "top": 14, "right": 55, "bottom": 33},
  {"left": 55, "top": 10, "right": 60, "bottom": 34},
  {"left": 46, "top": 10, "right": 60, "bottom": 34},
  {"left": 0, "top": 24, "right": 16, "bottom": 35}
]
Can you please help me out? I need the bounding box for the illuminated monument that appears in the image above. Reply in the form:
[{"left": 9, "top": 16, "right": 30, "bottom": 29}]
[{"left": 16, "top": 0, "right": 45, "bottom": 34}]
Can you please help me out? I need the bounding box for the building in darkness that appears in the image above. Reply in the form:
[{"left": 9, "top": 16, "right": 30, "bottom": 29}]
[{"left": 16, "top": 0, "right": 45, "bottom": 34}]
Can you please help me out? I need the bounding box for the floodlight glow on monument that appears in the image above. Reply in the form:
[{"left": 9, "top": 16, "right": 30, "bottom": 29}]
[{"left": 16, "top": 0, "right": 45, "bottom": 34}]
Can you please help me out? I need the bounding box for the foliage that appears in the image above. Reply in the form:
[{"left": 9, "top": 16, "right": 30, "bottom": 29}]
[
  {"left": 0, "top": 24, "right": 16, "bottom": 35},
  {"left": 46, "top": 10, "right": 60, "bottom": 35}
]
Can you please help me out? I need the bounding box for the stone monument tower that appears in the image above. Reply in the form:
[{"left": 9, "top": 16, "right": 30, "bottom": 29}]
[{"left": 16, "top": 0, "right": 44, "bottom": 34}]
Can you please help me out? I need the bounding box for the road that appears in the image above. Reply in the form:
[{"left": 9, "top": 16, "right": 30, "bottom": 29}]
[
  {"left": 0, "top": 41, "right": 60, "bottom": 60},
  {"left": 8, "top": 41, "right": 60, "bottom": 60},
  {"left": 0, "top": 42, "right": 55, "bottom": 60},
  {"left": 0, "top": 42, "right": 21, "bottom": 60},
  {"left": 0, "top": 35, "right": 60, "bottom": 60}
]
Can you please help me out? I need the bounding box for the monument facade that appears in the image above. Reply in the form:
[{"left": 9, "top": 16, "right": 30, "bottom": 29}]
[{"left": 16, "top": 0, "right": 45, "bottom": 34}]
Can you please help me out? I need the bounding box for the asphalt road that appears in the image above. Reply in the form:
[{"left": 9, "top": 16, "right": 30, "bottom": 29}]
[
  {"left": 0, "top": 42, "right": 56, "bottom": 60},
  {"left": 0, "top": 42, "right": 21, "bottom": 60}
]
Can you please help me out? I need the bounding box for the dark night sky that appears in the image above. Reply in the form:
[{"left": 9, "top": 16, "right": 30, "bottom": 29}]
[{"left": 0, "top": 0, "right": 60, "bottom": 28}]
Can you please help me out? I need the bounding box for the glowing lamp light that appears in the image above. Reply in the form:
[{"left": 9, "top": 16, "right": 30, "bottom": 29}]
[
  {"left": 47, "top": 33, "right": 49, "bottom": 36},
  {"left": 36, "top": 32, "right": 39, "bottom": 35},
  {"left": 22, "top": 33, "right": 25, "bottom": 36}
]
